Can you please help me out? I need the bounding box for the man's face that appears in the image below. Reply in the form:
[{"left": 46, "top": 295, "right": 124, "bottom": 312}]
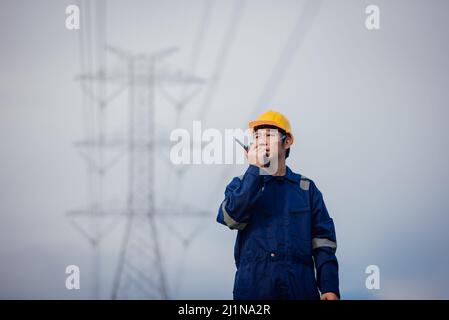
[{"left": 252, "top": 128, "right": 285, "bottom": 160}]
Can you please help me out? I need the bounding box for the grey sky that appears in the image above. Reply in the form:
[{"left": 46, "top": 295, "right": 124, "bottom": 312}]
[{"left": 1, "top": 0, "right": 449, "bottom": 299}]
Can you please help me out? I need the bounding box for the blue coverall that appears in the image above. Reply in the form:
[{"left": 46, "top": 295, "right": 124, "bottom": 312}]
[{"left": 217, "top": 165, "right": 340, "bottom": 300}]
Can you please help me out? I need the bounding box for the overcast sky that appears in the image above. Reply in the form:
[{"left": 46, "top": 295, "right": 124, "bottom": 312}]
[{"left": 1, "top": 0, "right": 449, "bottom": 299}]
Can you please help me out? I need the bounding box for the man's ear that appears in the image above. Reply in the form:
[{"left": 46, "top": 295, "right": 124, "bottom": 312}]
[{"left": 284, "top": 136, "right": 293, "bottom": 149}]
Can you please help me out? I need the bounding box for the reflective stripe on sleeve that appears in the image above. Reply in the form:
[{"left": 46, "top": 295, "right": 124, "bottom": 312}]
[
  {"left": 221, "top": 200, "right": 247, "bottom": 230},
  {"left": 312, "top": 238, "right": 337, "bottom": 251}
]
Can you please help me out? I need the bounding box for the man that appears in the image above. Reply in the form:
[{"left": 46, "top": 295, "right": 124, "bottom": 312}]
[{"left": 216, "top": 110, "right": 340, "bottom": 300}]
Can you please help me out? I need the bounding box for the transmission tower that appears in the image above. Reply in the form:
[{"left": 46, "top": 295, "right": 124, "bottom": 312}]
[
  {"left": 70, "top": 44, "right": 207, "bottom": 299},
  {"left": 109, "top": 47, "right": 173, "bottom": 299}
]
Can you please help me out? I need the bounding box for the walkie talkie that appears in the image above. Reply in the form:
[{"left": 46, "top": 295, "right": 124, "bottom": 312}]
[
  {"left": 234, "top": 137, "right": 249, "bottom": 152},
  {"left": 234, "top": 138, "right": 270, "bottom": 168}
]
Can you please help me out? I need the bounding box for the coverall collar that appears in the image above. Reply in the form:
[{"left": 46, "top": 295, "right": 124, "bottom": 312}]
[{"left": 263, "top": 166, "right": 300, "bottom": 184}]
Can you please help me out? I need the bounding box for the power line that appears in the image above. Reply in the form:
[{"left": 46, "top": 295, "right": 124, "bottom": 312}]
[
  {"left": 69, "top": 0, "right": 120, "bottom": 300},
  {"left": 161, "top": 0, "right": 216, "bottom": 212},
  {"left": 160, "top": 0, "right": 247, "bottom": 220},
  {"left": 195, "top": 0, "right": 247, "bottom": 121},
  {"left": 157, "top": 1, "right": 247, "bottom": 295},
  {"left": 207, "top": 0, "right": 323, "bottom": 208}
]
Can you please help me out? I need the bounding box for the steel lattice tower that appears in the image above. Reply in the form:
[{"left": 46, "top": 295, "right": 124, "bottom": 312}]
[
  {"left": 71, "top": 46, "right": 206, "bottom": 299},
  {"left": 111, "top": 53, "right": 167, "bottom": 299}
]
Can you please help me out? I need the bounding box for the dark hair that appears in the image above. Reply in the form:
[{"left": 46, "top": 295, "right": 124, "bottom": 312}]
[{"left": 253, "top": 125, "right": 291, "bottom": 159}]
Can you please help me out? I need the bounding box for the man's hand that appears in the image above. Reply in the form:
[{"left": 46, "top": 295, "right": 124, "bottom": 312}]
[
  {"left": 320, "top": 292, "right": 339, "bottom": 300},
  {"left": 246, "top": 142, "right": 268, "bottom": 168}
]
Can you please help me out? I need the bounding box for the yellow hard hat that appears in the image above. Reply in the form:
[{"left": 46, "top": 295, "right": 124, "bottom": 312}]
[{"left": 249, "top": 110, "right": 294, "bottom": 144}]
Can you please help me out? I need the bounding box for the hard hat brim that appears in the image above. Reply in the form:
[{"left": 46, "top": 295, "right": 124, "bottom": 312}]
[
  {"left": 248, "top": 120, "right": 294, "bottom": 144},
  {"left": 249, "top": 119, "right": 283, "bottom": 130}
]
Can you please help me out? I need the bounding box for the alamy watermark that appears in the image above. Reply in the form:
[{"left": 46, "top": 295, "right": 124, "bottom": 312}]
[
  {"left": 365, "top": 5, "right": 380, "bottom": 30},
  {"left": 365, "top": 264, "right": 380, "bottom": 290},
  {"left": 169, "top": 121, "right": 280, "bottom": 175},
  {"left": 65, "top": 265, "right": 80, "bottom": 290},
  {"left": 65, "top": 5, "right": 80, "bottom": 30}
]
